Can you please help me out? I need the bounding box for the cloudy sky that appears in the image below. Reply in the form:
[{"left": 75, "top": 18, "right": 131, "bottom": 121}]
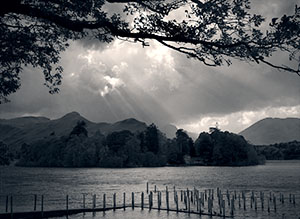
[{"left": 0, "top": 0, "right": 299, "bottom": 134}]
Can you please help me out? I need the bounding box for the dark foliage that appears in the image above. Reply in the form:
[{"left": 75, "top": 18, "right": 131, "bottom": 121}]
[
  {"left": 17, "top": 121, "right": 265, "bottom": 167},
  {"left": 194, "top": 129, "right": 262, "bottom": 166},
  {"left": 144, "top": 123, "right": 159, "bottom": 154},
  {"left": 255, "top": 141, "right": 300, "bottom": 160},
  {"left": 0, "top": 141, "right": 13, "bottom": 165},
  {"left": 69, "top": 120, "right": 88, "bottom": 137}
]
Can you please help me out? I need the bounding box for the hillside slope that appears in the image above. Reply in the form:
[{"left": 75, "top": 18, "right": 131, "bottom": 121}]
[
  {"left": 239, "top": 118, "right": 300, "bottom": 145},
  {"left": 0, "top": 112, "right": 147, "bottom": 152}
]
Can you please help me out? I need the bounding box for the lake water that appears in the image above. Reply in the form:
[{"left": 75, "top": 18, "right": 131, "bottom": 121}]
[{"left": 0, "top": 161, "right": 300, "bottom": 218}]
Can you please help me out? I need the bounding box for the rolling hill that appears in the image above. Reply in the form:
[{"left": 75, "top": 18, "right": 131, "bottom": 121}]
[
  {"left": 0, "top": 112, "right": 147, "bottom": 152},
  {"left": 239, "top": 117, "right": 300, "bottom": 145}
]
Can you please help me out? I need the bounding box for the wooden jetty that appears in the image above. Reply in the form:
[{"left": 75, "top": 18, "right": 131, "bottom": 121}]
[
  {"left": 0, "top": 183, "right": 298, "bottom": 219},
  {"left": 0, "top": 206, "right": 130, "bottom": 219}
]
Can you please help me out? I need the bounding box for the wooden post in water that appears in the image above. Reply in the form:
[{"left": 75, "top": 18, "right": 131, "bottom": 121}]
[
  {"left": 289, "top": 194, "right": 292, "bottom": 203},
  {"left": 158, "top": 191, "right": 161, "bottom": 210},
  {"left": 132, "top": 192, "right": 134, "bottom": 210},
  {"left": 6, "top": 195, "right": 8, "bottom": 213},
  {"left": 151, "top": 192, "right": 153, "bottom": 209},
  {"left": 279, "top": 193, "right": 282, "bottom": 203},
  {"left": 243, "top": 193, "right": 246, "bottom": 210},
  {"left": 181, "top": 190, "right": 183, "bottom": 202},
  {"left": 222, "top": 199, "right": 225, "bottom": 218},
  {"left": 149, "top": 192, "right": 152, "bottom": 211},
  {"left": 254, "top": 196, "right": 257, "bottom": 211},
  {"left": 219, "top": 196, "right": 222, "bottom": 215},
  {"left": 261, "top": 193, "right": 264, "bottom": 210},
  {"left": 113, "top": 193, "right": 116, "bottom": 211},
  {"left": 199, "top": 196, "right": 202, "bottom": 214},
  {"left": 267, "top": 197, "right": 270, "bottom": 213},
  {"left": 273, "top": 196, "right": 277, "bottom": 212},
  {"left": 196, "top": 193, "right": 199, "bottom": 212},
  {"left": 230, "top": 197, "right": 234, "bottom": 216},
  {"left": 187, "top": 190, "right": 190, "bottom": 213},
  {"left": 293, "top": 194, "right": 295, "bottom": 205},
  {"left": 226, "top": 190, "right": 229, "bottom": 203},
  {"left": 141, "top": 192, "right": 144, "bottom": 210},
  {"left": 66, "top": 195, "right": 69, "bottom": 215},
  {"left": 154, "top": 185, "right": 156, "bottom": 193},
  {"left": 123, "top": 192, "right": 126, "bottom": 210},
  {"left": 209, "top": 198, "right": 212, "bottom": 216},
  {"left": 173, "top": 190, "right": 176, "bottom": 203},
  {"left": 147, "top": 182, "right": 149, "bottom": 194},
  {"left": 10, "top": 196, "right": 13, "bottom": 219},
  {"left": 166, "top": 190, "right": 169, "bottom": 211},
  {"left": 103, "top": 194, "right": 106, "bottom": 210},
  {"left": 34, "top": 194, "right": 37, "bottom": 211},
  {"left": 184, "top": 191, "right": 187, "bottom": 209},
  {"left": 175, "top": 192, "right": 178, "bottom": 212},
  {"left": 83, "top": 194, "right": 85, "bottom": 210},
  {"left": 93, "top": 194, "right": 96, "bottom": 210},
  {"left": 41, "top": 195, "right": 44, "bottom": 218}
]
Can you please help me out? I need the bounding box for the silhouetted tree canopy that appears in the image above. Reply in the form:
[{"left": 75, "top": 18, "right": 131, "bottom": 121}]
[
  {"left": 0, "top": 141, "right": 12, "bottom": 165},
  {"left": 145, "top": 123, "right": 159, "bottom": 154},
  {"left": 1, "top": 0, "right": 299, "bottom": 103},
  {"left": 106, "top": 130, "right": 133, "bottom": 153},
  {"left": 255, "top": 141, "right": 300, "bottom": 160},
  {"left": 16, "top": 122, "right": 266, "bottom": 167},
  {"left": 70, "top": 121, "right": 88, "bottom": 137},
  {"left": 175, "top": 129, "right": 194, "bottom": 156},
  {"left": 194, "top": 130, "right": 262, "bottom": 165}
]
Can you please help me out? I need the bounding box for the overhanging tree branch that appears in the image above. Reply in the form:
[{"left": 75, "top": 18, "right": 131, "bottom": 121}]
[{"left": 0, "top": 0, "right": 299, "bottom": 103}]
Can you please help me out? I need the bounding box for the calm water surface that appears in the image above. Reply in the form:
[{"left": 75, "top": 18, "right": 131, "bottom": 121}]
[{"left": 0, "top": 160, "right": 300, "bottom": 218}]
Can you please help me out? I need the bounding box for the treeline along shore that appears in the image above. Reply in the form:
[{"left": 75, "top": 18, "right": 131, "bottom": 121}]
[{"left": 1, "top": 120, "right": 272, "bottom": 167}]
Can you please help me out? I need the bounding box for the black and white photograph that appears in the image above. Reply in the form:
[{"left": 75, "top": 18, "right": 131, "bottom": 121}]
[{"left": 0, "top": 0, "right": 300, "bottom": 218}]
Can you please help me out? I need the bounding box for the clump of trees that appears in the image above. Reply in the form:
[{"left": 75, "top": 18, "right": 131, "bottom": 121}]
[
  {"left": 194, "top": 129, "right": 263, "bottom": 166},
  {"left": 0, "top": 141, "right": 13, "bottom": 165},
  {"left": 255, "top": 141, "right": 300, "bottom": 160},
  {"left": 16, "top": 120, "right": 264, "bottom": 167},
  {"left": 17, "top": 122, "right": 169, "bottom": 167}
]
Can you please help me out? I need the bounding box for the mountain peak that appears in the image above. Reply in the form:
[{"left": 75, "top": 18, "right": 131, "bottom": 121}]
[
  {"left": 117, "top": 118, "right": 141, "bottom": 124},
  {"left": 239, "top": 117, "right": 300, "bottom": 145},
  {"left": 62, "top": 111, "right": 81, "bottom": 118}
]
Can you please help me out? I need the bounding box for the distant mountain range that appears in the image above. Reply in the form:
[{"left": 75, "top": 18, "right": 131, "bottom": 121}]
[
  {"left": 0, "top": 111, "right": 201, "bottom": 153},
  {"left": 0, "top": 112, "right": 148, "bottom": 151},
  {"left": 1, "top": 112, "right": 298, "bottom": 152},
  {"left": 239, "top": 117, "right": 300, "bottom": 145}
]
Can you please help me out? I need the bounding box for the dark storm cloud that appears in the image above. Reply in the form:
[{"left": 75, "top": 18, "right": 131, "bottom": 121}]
[
  {"left": 166, "top": 53, "right": 300, "bottom": 121},
  {"left": 0, "top": 0, "right": 299, "bottom": 134}
]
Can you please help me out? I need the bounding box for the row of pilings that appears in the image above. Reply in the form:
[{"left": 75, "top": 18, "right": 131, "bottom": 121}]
[{"left": 0, "top": 183, "right": 298, "bottom": 219}]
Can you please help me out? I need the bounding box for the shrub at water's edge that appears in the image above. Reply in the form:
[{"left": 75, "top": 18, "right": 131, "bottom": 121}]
[{"left": 15, "top": 121, "right": 263, "bottom": 167}]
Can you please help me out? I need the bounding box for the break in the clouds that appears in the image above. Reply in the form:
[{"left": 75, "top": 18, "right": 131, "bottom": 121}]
[{"left": 0, "top": 0, "right": 299, "bottom": 134}]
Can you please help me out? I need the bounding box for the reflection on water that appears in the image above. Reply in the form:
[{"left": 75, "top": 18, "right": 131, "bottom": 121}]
[{"left": 1, "top": 161, "right": 300, "bottom": 218}]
